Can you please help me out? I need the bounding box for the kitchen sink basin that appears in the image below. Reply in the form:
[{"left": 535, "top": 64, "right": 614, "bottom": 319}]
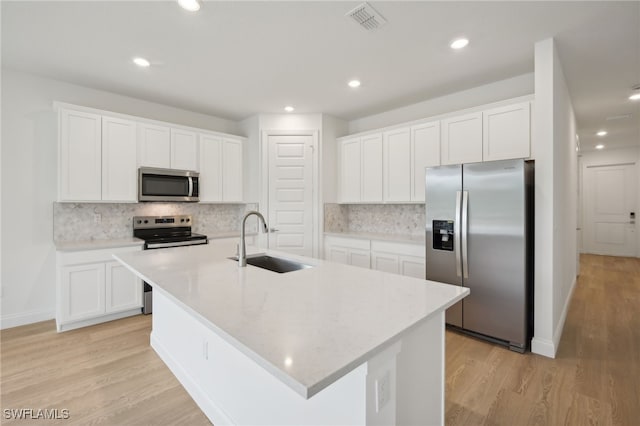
[{"left": 229, "top": 254, "right": 313, "bottom": 273}]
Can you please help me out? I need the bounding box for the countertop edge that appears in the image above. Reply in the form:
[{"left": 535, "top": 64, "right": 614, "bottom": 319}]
[{"left": 324, "top": 231, "right": 425, "bottom": 245}]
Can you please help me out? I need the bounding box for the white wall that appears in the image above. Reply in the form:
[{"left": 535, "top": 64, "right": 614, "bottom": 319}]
[
  {"left": 0, "top": 69, "right": 239, "bottom": 329},
  {"left": 579, "top": 146, "right": 640, "bottom": 256},
  {"left": 531, "top": 38, "right": 578, "bottom": 358},
  {"left": 348, "top": 73, "right": 534, "bottom": 134},
  {"left": 321, "top": 115, "right": 348, "bottom": 204}
]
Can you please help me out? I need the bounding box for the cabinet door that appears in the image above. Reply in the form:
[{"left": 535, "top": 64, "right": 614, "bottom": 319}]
[
  {"left": 383, "top": 128, "right": 411, "bottom": 202},
  {"left": 222, "top": 138, "right": 243, "bottom": 202},
  {"left": 411, "top": 121, "right": 440, "bottom": 202},
  {"left": 171, "top": 128, "right": 199, "bottom": 171},
  {"left": 199, "top": 134, "right": 223, "bottom": 202},
  {"left": 400, "top": 255, "right": 425, "bottom": 279},
  {"left": 326, "top": 245, "right": 349, "bottom": 264},
  {"left": 361, "top": 134, "right": 383, "bottom": 202},
  {"left": 60, "top": 263, "right": 105, "bottom": 323},
  {"left": 105, "top": 261, "right": 142, "bottom": 313},
  {"left": 59, "top": 109, "right": 102, "bottom": 201},
  {"left": 371, "top": 251, "right": 399, "bottom": 274},
  {"left": 340, "top": 138, "right": 361, "bottom": 202},
  {"left": 102, "top": 116, "right": 137, "bottom": 201},
  {"left": 483, "top": 102, "right": 530, "bottom": 161},
  {"left": 348, "top": 248, "right": 371, "bottom": 269},
  {"left": 441, "top": 112, "right": 482, "bottom": 165},
  {"left": 138, "top": 123, "right": 171, "bottom": 168}
]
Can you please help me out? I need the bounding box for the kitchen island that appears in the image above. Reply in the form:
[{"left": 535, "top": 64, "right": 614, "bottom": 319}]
[{"left": 115, "top": 242, "right": 468, "bottom": 426}]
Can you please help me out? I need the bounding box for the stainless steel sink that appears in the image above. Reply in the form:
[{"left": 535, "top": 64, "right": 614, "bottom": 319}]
[{"left": 229, "top": 254, "right": 313, "bottom": 274}]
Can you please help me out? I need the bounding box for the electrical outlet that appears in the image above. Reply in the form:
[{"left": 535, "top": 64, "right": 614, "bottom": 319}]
[
  {"left": 93, "top": 213, "right": 101, "bottom": 224},
  {"left": 375, "top": 370, "right": 390, "bottom": 412}
]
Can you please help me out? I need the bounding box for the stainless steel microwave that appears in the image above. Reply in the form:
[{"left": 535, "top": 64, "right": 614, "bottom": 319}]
[{"left": 138, "top": 167, "right": 199, "bottom": 202}]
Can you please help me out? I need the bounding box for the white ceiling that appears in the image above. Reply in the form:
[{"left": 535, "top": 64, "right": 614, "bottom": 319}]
[{"left": 2, "top": 1, "right": 639, "bottom": 151}]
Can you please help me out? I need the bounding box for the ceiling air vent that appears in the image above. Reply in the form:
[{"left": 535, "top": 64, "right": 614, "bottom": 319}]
[{"left": 346, "top": 2, "right": 387, "bottom": 31}]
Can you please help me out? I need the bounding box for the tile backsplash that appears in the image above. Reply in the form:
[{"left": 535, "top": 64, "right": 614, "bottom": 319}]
[
  {"left": 54, "top": 202, "right": 257, "bottom": 242},
  {"left": 324, "top": 203, "right": 425, "bottom": 236}
]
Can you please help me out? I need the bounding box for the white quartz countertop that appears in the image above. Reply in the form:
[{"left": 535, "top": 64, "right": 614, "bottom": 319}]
[
  {"left": 324, "top": 231, "right": 426, "bottom": 245},
  {"left": 55, "top": 237, "right": 145, "bottom": 251},
  {"left": 115, "top": 243, "right": 467, "bottom": 399}
]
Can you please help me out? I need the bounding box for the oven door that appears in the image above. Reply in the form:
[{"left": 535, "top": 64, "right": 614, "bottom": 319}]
[{"left": 138, "top": 167, "right": 199, "bottom": 202}]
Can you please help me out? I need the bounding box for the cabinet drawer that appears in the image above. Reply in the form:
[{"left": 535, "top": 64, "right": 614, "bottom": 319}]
[{"left": 324, "top": 235, "right": 370, "bottom": 250}]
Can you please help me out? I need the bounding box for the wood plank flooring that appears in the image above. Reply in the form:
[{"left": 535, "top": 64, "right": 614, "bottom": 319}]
[
  {"left": 1, "top": 254, "right": 638, "bottom": 425},
  {"left": 445, "top": 254, "right": 640, "bottom": 425}
]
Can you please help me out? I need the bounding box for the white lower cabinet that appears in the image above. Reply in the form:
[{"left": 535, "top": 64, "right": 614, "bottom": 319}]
[
  {"left": 324, "top": 235, "right": 371, "bottom": 268},
  {"left": 325, "top": 235, "right": 425, "bottom": 278},
  {"left": 57, "top": 245, "right": 143, "bottom": 332},
  {"left": 371, "top": 240, "right": 425, "bottom": 279}
]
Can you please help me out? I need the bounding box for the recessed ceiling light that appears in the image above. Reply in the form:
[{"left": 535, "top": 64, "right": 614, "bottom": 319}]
[
  {"left": 133, "top": 57, "right": 150, "bottom": 67},
  {"left": 348, "top": 80, "right": 361, "bottom": 88},
  {"left": 450, "top": 38, "right": 469, "bottom": 49},
  {"left": 178, "top": 0, "right": 201, "bottom": 12},
  {"left": 595, "top": 144, "right": 605, "bottom": 150},
  {"left": 284, "top": 106, "right": 294, "bottom": 112},
  {"left": 629, "top": 93, "right": 640, "bottom": 101},
  {"left": 596, "top": 130, "right": 607, "bottom": 137}
]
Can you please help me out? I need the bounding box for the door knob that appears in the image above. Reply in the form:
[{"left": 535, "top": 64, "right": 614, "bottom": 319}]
[{"left": 269, "top": 228, "right": 280, "bottom": 233}]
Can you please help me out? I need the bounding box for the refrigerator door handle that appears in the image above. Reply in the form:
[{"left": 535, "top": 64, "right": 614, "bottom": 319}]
[
  {"left": 454, "top": 190, "right": 462, "bottom": 277},
  {"left": 462, "top": 190, "right": 469, "bottom": 279}
]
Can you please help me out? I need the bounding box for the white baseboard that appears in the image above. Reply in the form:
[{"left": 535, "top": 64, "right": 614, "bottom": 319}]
[
  {"left": 1, "top": 309, "right": 55, "bottom": 330},
  {"left": 531, "top": 337, "right": 556, "bottom": 358},
  {"left": 531, "top": 275, "right": 578, "bottom": 359},
  {"left": 553, "top": 275, "right": 577, "bottom": 350}
]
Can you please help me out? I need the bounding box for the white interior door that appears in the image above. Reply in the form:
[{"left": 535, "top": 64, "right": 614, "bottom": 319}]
[
  {"left": 267, "top": 135, "right": 314, "bottom": 256},
  {"left": 584, "top": 163, "right": 637, "bottom": 257}
]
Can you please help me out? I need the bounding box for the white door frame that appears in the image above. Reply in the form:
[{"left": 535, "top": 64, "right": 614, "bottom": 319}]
[{"left": 260, "top": 130, "right": 320, "bottom": 258}]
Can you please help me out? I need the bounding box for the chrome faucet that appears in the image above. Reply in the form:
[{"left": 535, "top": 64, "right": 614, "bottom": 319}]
[{"left": 238, "top": 210, "right": 269, "bottom": 267}]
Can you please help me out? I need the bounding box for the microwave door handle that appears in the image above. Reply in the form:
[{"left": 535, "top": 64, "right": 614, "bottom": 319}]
[{"left": 188, "top": 177, "right": 194, "bottom": 197}]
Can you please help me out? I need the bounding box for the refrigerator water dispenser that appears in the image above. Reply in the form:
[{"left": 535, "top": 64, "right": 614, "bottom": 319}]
[{"left": 432, "top": 220, "right": 454, "bottom": 251}]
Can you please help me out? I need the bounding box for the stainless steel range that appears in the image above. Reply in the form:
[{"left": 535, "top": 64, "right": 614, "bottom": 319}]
[{"left": 133, "top": 215, "right": 208, "bottom": 314}]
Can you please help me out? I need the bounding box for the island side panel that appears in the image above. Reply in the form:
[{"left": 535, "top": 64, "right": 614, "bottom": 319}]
[
  {"left": 151, "top": 289, "right": 370, "bottom": 425},
  {"left": 395, "top": 312, "right": 445, "bottom": 426}
]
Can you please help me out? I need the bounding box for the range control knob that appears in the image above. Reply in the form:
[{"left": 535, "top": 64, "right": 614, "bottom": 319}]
[
  {"left": 180, "top": 218, "right": 185, "bottom": 223},
  {"left": 136, "top": 220, "right": 142, "bottom": 224},
  {"left": 144, "top": 220, "right": 148, "bottom": 224},
  {"left": 186, "top": 218, "right": 190, "bottom": 222}
]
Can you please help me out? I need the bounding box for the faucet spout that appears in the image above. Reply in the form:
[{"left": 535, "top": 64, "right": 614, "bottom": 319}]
[{"left": 239, "top": 210, "right": 268, "bottom": 267}]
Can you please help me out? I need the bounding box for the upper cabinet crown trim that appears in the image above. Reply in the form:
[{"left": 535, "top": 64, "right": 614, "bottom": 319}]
[
  {"left": 53, "top": 101, "right": 246, "bottom": 141},
  {"left": 336, "top": 94, "right": 534, "bottom": 141}
]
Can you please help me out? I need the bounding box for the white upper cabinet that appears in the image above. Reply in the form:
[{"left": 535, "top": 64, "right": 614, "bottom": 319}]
[
  {"left": 171, "top": 128, "right": 199, "bottom": 171},
  {"left": 59, "top": 109, "right": 102, "bottom": 201},
  {"left": 138, "top": 123, "right": 171, "bottom": 168},
  {"left": 411, "top": 121, "right": 440, "bottom": 202},
  {"left": 340, "top": 134, "right": 383, "bottom": 203},
  {"left": 383, "top": 128, "right": 411, "bottom": 202},
  {"left": 199, "top": 134, "right": 223, "bottom": 202},
  {"left": 138, "top": 124, "right": 198, "bottom": 170},
  {"left": 101, "top": 116, "right": 137, "bottom": 202},
  {"left": 483, "top": 102, "right": 530, "bottom": 161},
  {"left": 199, "top": 135, "right": 243, "bottom": 202},
  {"left": 441, "top": 112, "right": 483, "bottom": 165},
  {"left": 222, "top": 138, "right": 243, "bottom": 202},
  {"left": 361, "top": 134, "right": 383, "bottom": 202},
  {"left": 340, "top": 138, "right": 362, "bottom": 202}
]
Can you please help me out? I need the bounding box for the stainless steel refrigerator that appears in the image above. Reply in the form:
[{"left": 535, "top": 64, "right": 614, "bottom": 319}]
[{"left": 425, "top": 159, "right": 533, "bottom": 352}]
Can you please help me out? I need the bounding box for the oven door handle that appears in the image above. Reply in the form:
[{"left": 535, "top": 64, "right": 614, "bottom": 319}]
[{"left": 146, "top": 239, "right": 208, "bottom": 249}]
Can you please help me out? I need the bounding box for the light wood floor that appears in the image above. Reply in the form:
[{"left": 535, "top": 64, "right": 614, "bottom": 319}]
[{"left": 1, "top": 254, "right": 638, "bottom": 425}]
